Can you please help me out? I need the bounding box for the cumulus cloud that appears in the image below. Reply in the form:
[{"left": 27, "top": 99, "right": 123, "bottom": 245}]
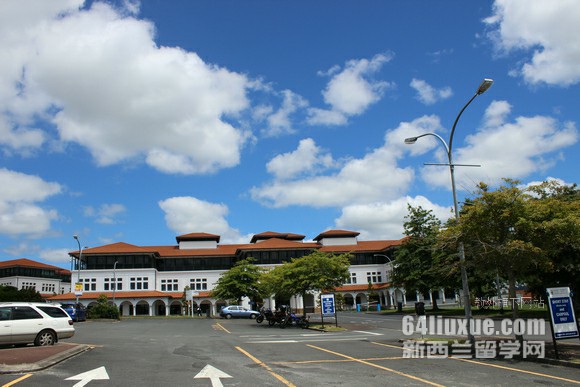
[
  {"left": 307, "top": 53, "right": 394, "bottom": 125},
  {"left": 84, "top": 203, "right": 126, "bottom": 224},
  {"left": 40, "top": 248, "right": 72, "bottom": 264},
  {"left": 335, "top": 196, "right": 453, "bottom": 240},
  {"left": 266, "top": 138, "right": 335, "bottom": 180},
  {"left": 410, "top": 78, "right": 453, "bottom": 105},
  {"left": 260, "top": 90, "right": 309, "bottom": 137},
  {"left": 251, "top": 115, "right": 443, "bottom": 208},
  {"left": 484, "top": 0, "right": 580, "bottom": 86},
  {"left": 0, "top": 1, "right": 252, "bottom": 174},
  {"left": 416, "top": 101, "right": 579, "bottom": 191},
  {"left": 158, "top": 196, "right": 249, "bottom": 244},
  {"left": 0, "top": 168, "right": 61, "bottom": 236}
]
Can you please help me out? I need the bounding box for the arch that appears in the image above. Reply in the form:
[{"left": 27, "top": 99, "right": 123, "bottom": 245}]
[
  {"left": 169, "top": 300, "right": 182, "bottom": 315},
  {"left": 119, "top": 301, "right": 133, "bottom": 316},
  {"left": 135, "top": 300, "right": 150, "bottom": 316},
  {"left": 200, "top": 299, "right": 212, "bottom": 316},
  {"left": 153, "top": 299, "right": 167, "bottom": 316},
  {"left": 303, "top": 294, "right": 315, "bottom": 313}
]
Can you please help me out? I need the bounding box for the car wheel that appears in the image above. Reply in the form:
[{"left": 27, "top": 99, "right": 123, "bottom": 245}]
[
  {"left": 225, "top": 314, "right": 232, "bottom": 319},
  {"left": 35, "top": 330, "right": 56, "bottom": 346},
  {"left": 250, "top": 314, "right": 257, "bottom": 319}
]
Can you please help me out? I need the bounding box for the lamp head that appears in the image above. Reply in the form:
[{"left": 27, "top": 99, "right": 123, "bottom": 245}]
[
  {"left": 477, "top": 78, "right": 493, "bottom": 95},
  {"left": 404, "top": 137, "right": 418, "bottom": 144},
  {"left": 73, "top": 234, "right": 78, "bottom": 240}
]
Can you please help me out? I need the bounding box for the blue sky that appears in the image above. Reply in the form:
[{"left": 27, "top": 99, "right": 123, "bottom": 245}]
[{"left": 1, "top": 0, "right": 578, "bottom": 269}]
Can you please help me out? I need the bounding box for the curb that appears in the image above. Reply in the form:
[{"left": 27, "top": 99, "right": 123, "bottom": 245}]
[{"left": 0, "top": 344, "right": 92, "bottom": 374}]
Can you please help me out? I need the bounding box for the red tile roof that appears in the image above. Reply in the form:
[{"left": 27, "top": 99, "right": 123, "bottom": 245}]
[
  {"left": 250, "top": 231, "right": 305, "bottom": 243},
  {"left": 176, "top": 233, "right": 220, "bottom": 242},
  {"left": 314, "top": 229, "right": 360, "bottom": 241},
  {"left": 334, "top": 283, "right": 391, "bottom": 292},
  {"left": 48, "top": 290, "right": 211, "bottom": 301},
  {"left": 0, "top": 258, "right": 71, "bottom": 275},
  {"left": 238, "top": 238, "right": 318, "bottom": 250}
]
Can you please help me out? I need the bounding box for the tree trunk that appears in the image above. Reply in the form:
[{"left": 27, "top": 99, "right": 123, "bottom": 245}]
[{"left": 431, "top": 290, "right": 439, "bottom": 311}]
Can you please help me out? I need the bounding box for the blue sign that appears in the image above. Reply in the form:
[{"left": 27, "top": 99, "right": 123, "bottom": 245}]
[
  {"left": 547, "top": 287, "right": 579, "bottom": 339},
  {"left": 321, "top": 294, "right": 335, "bottom": 316}
]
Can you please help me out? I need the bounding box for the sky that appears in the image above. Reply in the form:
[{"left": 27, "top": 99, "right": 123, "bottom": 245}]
[{"left": 1, "top": 0, "right": 578, "bottom": 270}]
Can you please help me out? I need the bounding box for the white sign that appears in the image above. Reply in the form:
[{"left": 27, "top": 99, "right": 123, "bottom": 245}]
[{"left": 547, "top": 287, "right": 579, "bottom": 339}]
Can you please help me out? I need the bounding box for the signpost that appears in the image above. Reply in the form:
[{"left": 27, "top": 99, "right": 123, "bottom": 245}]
[
  {"left": 74, "top": 282, "right": 83, "bottom": 297},
  {"left": 546, "top": 287, "right": 579, "bottom": 359},
  {"left": 320, "top": 293, "right": 338, "bottom": 328}
]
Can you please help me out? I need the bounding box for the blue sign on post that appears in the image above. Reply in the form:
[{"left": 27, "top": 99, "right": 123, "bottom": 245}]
[
  {"left": 321, "top": 294, "right": 335, "bottom": 316},
  {"left": 547, "top": 287, "right": 579, "bottom": 340}
]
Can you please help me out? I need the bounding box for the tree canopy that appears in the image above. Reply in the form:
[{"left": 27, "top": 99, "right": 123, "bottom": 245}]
[
  {"left": 211, "top": 258, "right": 266, "bottom": 304},
  {"left": 262, "top": 251, "right": 351, "bottom": 302}
]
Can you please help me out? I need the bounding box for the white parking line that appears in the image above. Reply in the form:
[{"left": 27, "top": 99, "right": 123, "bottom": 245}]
[{"left": 353, "top": 330, "right": 383, "bottom": 336}]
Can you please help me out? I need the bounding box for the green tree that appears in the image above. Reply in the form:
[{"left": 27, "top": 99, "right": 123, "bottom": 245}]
[
  {"left": 393, "top": 205, "right": 444, "bottom": 310},
  {"left": 211, "top": 258, "right": 266, "bottom": 305},
  {"left": 442, "top": 179, "right": 547, "bottom": 317},
  {"left": 88, "top": 295, "right": 120, "bottom": 319},
  {"left": 0, "top": 285, "right": 43, "bottom": 302},
  {"left": 521, "top": 181, "right": 580, "bottom": 305},
  {"left": 262, "top": 251, "right": 350, "bottom": 315}
]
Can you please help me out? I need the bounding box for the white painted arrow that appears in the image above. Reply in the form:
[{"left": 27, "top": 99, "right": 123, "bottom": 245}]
[
  {"left": 194, "top": 364, "right": 232, "bottom": 387},
  {"left": 65, "top": 366, "right": 110, "bottom": 387}
]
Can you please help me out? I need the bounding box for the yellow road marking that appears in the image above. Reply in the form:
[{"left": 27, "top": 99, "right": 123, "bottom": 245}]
[
  {"left": 307, "top": 344, "right": 445, "bottom": 387},
  {"left": 235, "top": 346, "right": 296, "bottom": 387},
  {"left": 2, "top": 374, "right": 32, "bottom": 387},
  {"left": 213, "top": 322, "right": 231, "bottom": 333},
  {"left": 271, "top": 356, "right": 403, "bottom": 365},
  {"left": 450, "top": 357, "right": 580, "bottom": 385}
]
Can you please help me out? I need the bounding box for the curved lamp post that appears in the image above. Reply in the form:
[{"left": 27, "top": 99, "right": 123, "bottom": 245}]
[
  {"left": 374, "top": 254, "right": 397, "bottom": 308},
  {"left": 73, "top": 235, "right": 83, "bottom": 304},
  {"left": 404, "top": 78, "right": 493, "bottom": 343}
]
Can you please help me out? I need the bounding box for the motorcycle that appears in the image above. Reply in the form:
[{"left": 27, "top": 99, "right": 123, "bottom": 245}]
[
  {"left": 256, "top": 308, "right": 287, "bottom": 327},
  {"left": 281, "top": 312, "right": 309, "bottom": 329}
]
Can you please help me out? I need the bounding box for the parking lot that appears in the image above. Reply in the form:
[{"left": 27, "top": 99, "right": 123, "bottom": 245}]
[{"left": 1, "top": 314, "right": 579, "bottom": 386}]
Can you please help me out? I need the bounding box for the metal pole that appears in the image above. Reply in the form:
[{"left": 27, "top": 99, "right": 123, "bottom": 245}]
[
  {"left": 113, "top": 260, "right": 118, "bottom": 304},
  {"left": 405, "top": 79, "right": 493, "bottom": 345},
  {"left": 73, "top": 235, "right": 82, "bottom": 304}
]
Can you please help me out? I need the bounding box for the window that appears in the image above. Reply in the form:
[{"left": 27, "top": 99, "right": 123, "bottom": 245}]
[
  {"left": 41, "top": 283, "right": 56, "bottom": 293},
  {"left": 161, "top": 279, "right": 179, "bottom": 291},
  {"left": 130, "top": 277, "right": 149, "bottom": 290},
  {"left": 11, "top": 306, "right": 43, "bottom": 320},
  {"left": 81, "top": 278, "right": 97, "bottom": 291},
  {"left": 21, "top": 282, "right": 36, "bottom": 290},
  {"left": 190, "top": 278, "right": 207, "bottom": 291},
  {"left": 347, "top": 273, "right": 357, "bottom": 284},
  {"left": 37, "top": 306, "right": 68, "bottom": 318},
  {"left": 366, "top": 272, "right": 383, "bottom": 284},
  {"left": 104, "top": 278, "right": 122, "bottom": 291}
]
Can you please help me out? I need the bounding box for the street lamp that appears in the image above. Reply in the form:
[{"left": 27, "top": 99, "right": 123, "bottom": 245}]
[
  {"left": 404, "top": 78, "right": 493, "bottom": 343},
  {"left": 113, "top": 260, "right": 118, "bottom": 304},
  {"left": 73, "top": 235, "right": 83, "bottom": 304},
  {"left": 374, "top": 254, "right": 397, "bottom": 308}
]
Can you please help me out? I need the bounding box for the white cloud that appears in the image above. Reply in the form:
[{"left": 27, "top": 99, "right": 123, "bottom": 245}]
[
  {"left": 410, "top": 78, "right": 453, "bottom": 105},
  {"left": 40, "top": 248, "right": 72, "bottom": 264},
  {"left": 158, "top": 196, "right": 249, "bottom": 244},
  {"left": 484, "top": 0, "right": 580, "bottom": 86},
  {"left": 266, "top": 138, "right": 335, "bottom": 181},
  {"left": 251, "top": 115, "right": 443, "bottom": 208},
  {"left": 335, "top": 196, "right": 453, "bottom": 240},
  {"left": 417, "top": 101, "right": 579, "bottom": 191},
  {"left": 261, "top": 90, "right": 308, "bottom": 137},
  {"left": 0, "top": 1, "right": 252, "bottom": 174},
  {"left": 0, "top": 168, "right": 61, "bottom": 236},
  {"left": 307, "top": 53, "right": 394, "bottom": 125},
  {"left": 84, "top": 203, "right": 126, "bottom": 224}
]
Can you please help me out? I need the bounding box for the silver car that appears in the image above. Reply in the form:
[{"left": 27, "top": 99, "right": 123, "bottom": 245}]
[
  {"left": 0, "top": 302, "right": 75, "bottom": 346},
  {"left": 219, "top": 305, "right": 259, "bottom": 319}
]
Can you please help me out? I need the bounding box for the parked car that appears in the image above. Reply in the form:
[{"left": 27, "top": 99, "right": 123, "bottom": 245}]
[
  {"left": 60, "top": 302, "right": 87, "bottom": 322},
  {"left": 219, "top": 305, "right": 259, "bottom": 319},
  {"left": 0, "top": 302, "right": 75, "bottom": 346}
]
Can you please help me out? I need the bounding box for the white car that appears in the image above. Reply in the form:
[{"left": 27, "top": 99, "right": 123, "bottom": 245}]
[{"left": 0, "top": 302, "right": 75, "bottom": 346}]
